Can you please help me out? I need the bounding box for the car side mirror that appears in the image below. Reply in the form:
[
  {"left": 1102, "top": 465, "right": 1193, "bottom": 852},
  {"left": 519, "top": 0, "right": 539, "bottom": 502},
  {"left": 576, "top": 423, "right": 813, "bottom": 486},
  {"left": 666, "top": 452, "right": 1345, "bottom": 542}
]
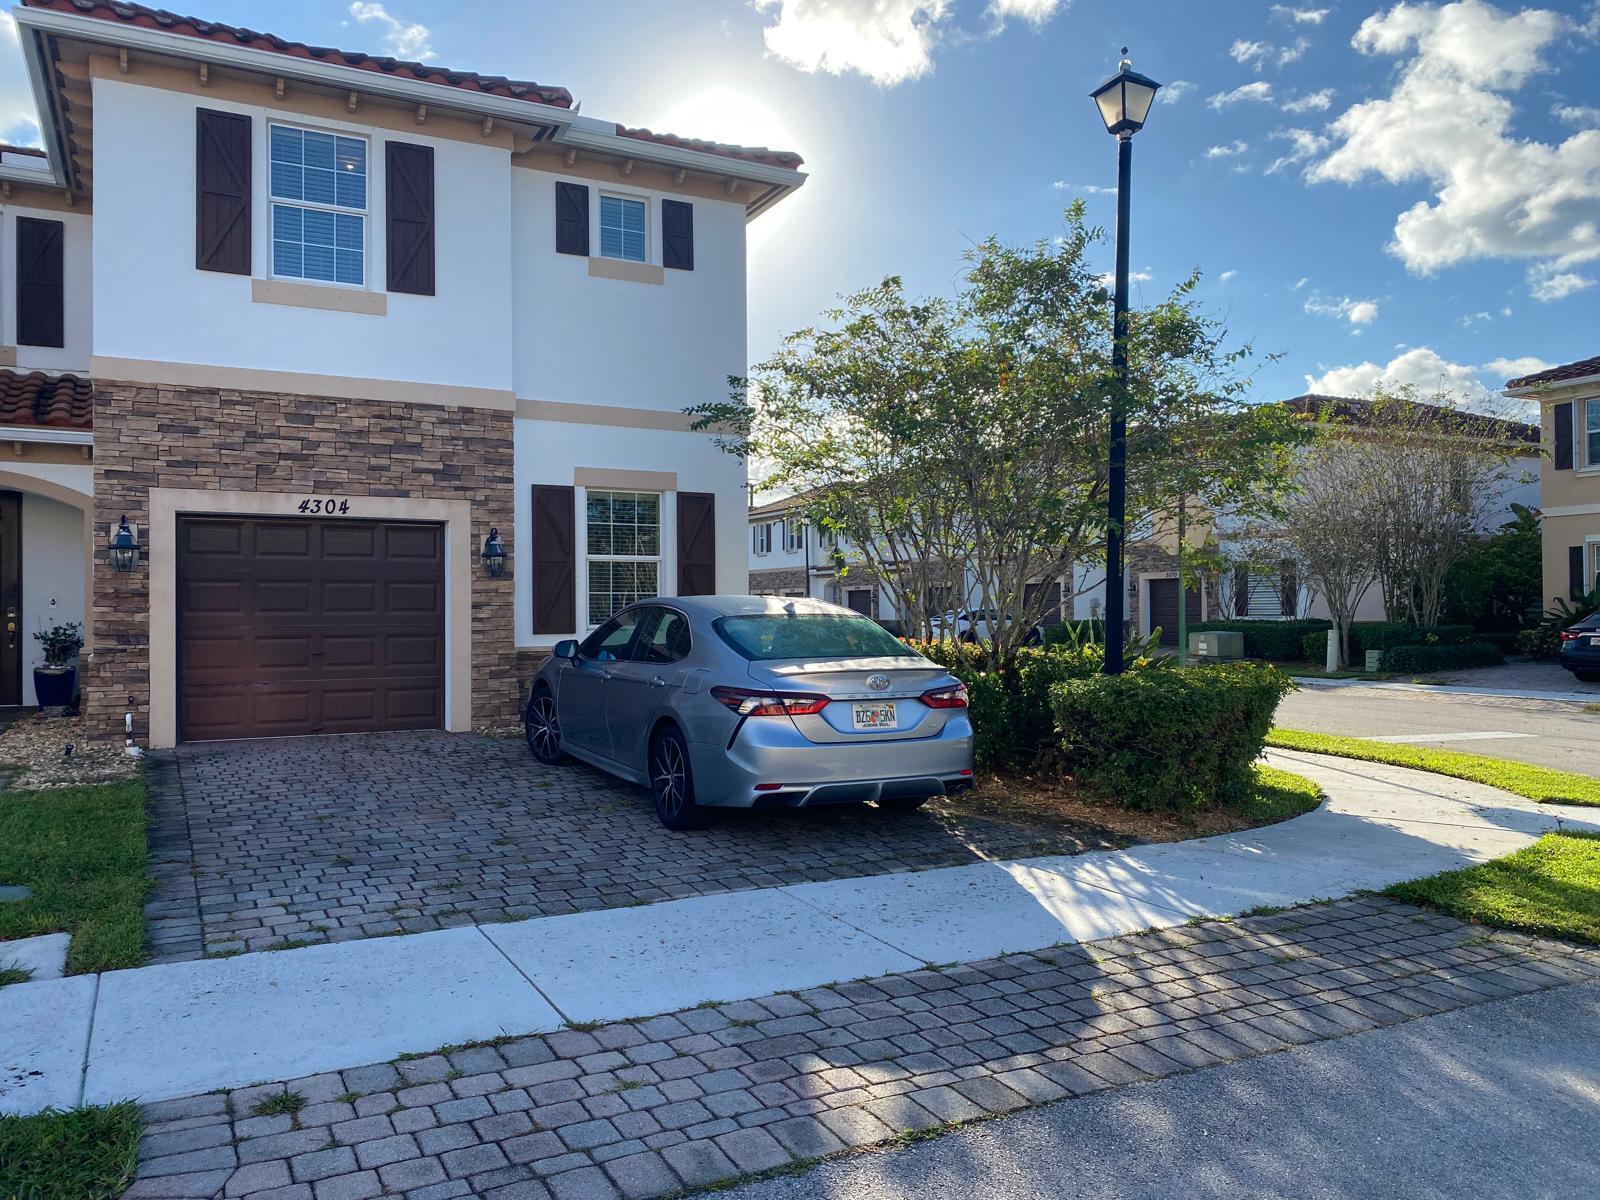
[{"left": 553, "top": 639, "right": 579, "bottom": 661}]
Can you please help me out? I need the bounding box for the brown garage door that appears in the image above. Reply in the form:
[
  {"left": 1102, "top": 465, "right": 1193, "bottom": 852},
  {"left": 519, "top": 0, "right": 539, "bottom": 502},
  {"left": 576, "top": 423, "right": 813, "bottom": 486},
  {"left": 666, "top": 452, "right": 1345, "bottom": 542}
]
[
  {"left": 177, "top": 517, "right": 445, "bottom": 741},
  {"left": 1147, "top": 578, "right": 1202, "bottom": 647}
]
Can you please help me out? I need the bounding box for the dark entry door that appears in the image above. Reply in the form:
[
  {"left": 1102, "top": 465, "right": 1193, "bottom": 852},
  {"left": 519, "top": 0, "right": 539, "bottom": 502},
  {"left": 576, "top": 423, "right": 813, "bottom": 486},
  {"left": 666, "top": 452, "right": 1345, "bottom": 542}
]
[
  {"left": 1148, "top": 578, "right": 1202, "bottom": 647},
  {"left": 846, "top": 589, "right": 873, "bottom": 616},
  {"left": 0, "top": 493, "right": 19, "bottom": 706},
  {"left": 177, "top": 517, "right": 445, "bottom": 741}
]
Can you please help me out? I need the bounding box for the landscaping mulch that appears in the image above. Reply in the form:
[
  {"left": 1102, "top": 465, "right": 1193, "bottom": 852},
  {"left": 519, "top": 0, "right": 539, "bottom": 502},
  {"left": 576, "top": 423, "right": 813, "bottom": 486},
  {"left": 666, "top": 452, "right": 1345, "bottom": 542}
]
[{"left": 0, "top": 714, "right": 140, "bottom": 790}]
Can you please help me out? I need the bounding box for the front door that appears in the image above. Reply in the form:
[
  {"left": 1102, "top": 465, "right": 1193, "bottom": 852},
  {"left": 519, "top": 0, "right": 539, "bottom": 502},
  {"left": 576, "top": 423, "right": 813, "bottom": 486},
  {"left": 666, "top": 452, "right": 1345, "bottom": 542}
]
[
  {"left": 846, "top": 589, "right": 873, "bottom": 617},
  {"left": 1148, "top": 578, "right": 1202, "bottom": 647},
  {"left": 0, "top": 494, "right": 18, "bottom": 706}
]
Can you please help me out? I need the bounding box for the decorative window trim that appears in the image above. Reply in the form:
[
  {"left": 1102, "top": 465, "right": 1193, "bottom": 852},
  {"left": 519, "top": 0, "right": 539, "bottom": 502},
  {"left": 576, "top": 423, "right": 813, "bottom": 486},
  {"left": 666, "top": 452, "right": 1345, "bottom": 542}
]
[{"left": 268, "top": 121, "right": 370, "bottom": 289}]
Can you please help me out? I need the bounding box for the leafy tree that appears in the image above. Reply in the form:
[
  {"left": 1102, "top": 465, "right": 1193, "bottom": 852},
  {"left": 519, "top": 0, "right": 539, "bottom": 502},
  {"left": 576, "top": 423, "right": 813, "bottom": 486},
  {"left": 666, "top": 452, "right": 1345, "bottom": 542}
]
[
  {"left": 1442, "top": 504, "right": 1542, "bottom": 630},
  {"left": 691, "top": 206, "right": 1303, "bottom": 670}
]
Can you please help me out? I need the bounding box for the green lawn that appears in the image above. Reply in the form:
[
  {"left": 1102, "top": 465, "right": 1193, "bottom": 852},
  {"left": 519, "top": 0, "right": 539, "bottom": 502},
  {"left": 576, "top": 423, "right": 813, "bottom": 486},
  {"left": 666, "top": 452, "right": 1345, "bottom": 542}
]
[
  {"left": 1238, "top": 763, "right": 1324, "bottom": 822},
  {"left": 0, "top": 778, "right": 150, "bottom": 974},
  {"left": 0, "top": 1103, "right": 144, "bottom": 1200},
  {"left": 1387, "top": 832, "right": 1600, "bottom": 944},
  {"left": 1266, "top": 728, "right": 1600, "bottom": 808}
]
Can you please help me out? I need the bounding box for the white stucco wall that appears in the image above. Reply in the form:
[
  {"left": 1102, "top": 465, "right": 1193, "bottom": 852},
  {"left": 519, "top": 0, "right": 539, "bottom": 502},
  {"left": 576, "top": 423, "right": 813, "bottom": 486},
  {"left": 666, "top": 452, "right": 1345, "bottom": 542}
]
[
  {"left": 510, "top": 166, "right": 747, "bottom": 411},
  {"left": 19, "top": 492, "right": 87, "bottom": 706},
  {"left": 89, "top": 76, "right": 514, "bottom": 392},
  {"left": 514, "top": 417, "right": 747, "bottom": 646},
  {"left": 1, "top": 203, "right": 93, "bottom": 374}
]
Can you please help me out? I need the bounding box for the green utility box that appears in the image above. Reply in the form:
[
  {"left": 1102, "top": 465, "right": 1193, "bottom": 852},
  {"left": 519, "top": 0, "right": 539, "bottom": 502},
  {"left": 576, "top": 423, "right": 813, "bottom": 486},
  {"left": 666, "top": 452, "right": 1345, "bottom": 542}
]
[{"left": 1189, "top": 631, "right": 1243, "bottom": 661}]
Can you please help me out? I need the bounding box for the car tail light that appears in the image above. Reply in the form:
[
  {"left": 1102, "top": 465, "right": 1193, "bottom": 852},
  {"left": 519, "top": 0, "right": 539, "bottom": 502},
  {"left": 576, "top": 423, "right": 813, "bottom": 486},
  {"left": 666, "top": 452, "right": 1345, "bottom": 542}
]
[
  {"left": 1559, "top": 630, "right": 1582, "bottom": 642},
  {"left": 709, "top": 686, "right": 829, "bottom": 716},
  {"left": 921, "top": 684, "right": 969, "bottom": 709}
]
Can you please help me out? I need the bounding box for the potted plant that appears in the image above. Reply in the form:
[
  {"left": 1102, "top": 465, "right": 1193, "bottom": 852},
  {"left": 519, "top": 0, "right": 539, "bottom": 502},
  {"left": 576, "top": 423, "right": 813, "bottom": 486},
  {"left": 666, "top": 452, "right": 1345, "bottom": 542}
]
[{"left": 33, "top": 621, "right": 83, "bottom": 710}]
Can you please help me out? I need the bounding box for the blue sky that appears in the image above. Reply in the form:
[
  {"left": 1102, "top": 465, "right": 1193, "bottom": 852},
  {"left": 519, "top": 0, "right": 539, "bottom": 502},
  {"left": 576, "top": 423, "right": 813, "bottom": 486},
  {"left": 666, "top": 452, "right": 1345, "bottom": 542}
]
[{"left": 3, "top": 0, "right": 1597, "bottom": 405}]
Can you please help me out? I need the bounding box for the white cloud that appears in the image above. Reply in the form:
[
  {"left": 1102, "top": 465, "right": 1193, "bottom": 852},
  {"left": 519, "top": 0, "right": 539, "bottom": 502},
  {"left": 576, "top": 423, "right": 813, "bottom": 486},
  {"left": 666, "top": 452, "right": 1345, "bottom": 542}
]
[
  {"left": 1231, "top": 39, "right": 1272, "bottom": 68},
  {"left": 1160, "top": 79, "right": 1195, "bottom": 101},
  {"left": 755, "top": 0, "right": 951, "bottom": 85},
  {"left": 1553, "top": 103, "right": 1600, "bottom": 127},
  {"left": 987, "top": 0, "right": 1066, "bottom": 26},
  {"left": 1304, "top": 292, "right": 1381, "bottom": 325},
  {"left": 1265, "top": 127, "right": 1330, "bottom": 175},
  {"left": 1208, "top": 81, "right": 1274, "bottom": 109},
  {"left": 348, "top": 2, "right": 433, "bottom": 60},
  {"left": 1096, "top": 269, "right": 1154, "bottom": 286},
  {"left": 1283, "top": 88, "right": 1334, "bottom": 113},
  {"left": 1304, "top": 347, "right": 1516, "bottom": 404},
  {"left": 1308, "top": 0, "right": 1600, "bottom": 299},
  {"left": 1053, "top": 180, "right": 1116, "bottom": 194},
  {"left": 1219, "top": 269, "right": 1239, "bottom": 282},
  {"left": 1483, "top": 355, "right": 1552, "bottom": 378},
  {"left": 1272, "top": 5, "right": 1330, "bottom": 23},
  {"left": 1292, "top": 276, "right": 1311, "bottom": 291},
  {"left": 1205, "top": 140, "right": 1250, "bottom": 159},
  {"left": 1277, "top": 37, "right": 1311, "bottom": 65},
  {"left": 1527, "top": 264, "right": 1596, "bottom": 302}
]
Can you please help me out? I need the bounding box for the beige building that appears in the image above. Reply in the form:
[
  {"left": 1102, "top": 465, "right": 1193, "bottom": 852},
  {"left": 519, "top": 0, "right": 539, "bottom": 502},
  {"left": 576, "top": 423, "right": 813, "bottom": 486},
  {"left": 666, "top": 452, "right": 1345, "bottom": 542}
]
[{"left": 1506, "top": 356, "right": 1600, "bottom": 606}]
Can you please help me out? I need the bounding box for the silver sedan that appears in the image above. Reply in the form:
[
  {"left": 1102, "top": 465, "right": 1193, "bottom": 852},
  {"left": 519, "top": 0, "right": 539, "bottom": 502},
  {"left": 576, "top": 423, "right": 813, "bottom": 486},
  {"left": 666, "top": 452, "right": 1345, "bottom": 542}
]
[{"left": 523, "top": 596, "right": 975, "bottom": 829}]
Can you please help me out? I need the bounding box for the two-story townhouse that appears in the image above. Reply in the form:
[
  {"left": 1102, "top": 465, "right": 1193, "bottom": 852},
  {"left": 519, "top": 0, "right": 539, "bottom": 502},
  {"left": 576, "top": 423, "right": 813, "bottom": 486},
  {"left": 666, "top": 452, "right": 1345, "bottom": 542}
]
[
  {"left": 1505, "top": 355, "right": 1600, "bottom": 605},
  {"left": 4, "top": 0, "right": 803, "bottom": 746}
]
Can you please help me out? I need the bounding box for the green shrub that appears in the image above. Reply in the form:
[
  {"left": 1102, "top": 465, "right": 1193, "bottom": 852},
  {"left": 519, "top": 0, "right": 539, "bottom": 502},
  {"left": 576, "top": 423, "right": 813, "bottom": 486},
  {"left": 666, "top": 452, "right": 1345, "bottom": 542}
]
[
  {"left": 912, "top": 639, "right": 1133, "bottom": 771},
  {"left": 1049, "top": 662, "right": 1294, "bottom": 811},
  {"left": 1302, "top": 628, "right": 1334, "bottom": 662},
  {"left": 1041, "top": 619, "right": 1106, "bottom": 647},
  {"left": 1190, "top": 619, "right": 1329, "bottom": 662},
  {"left": 1378, "top": 642, "right": 1504, "bottom": 672},
  {"left": 1521, "top": 590, "right": 1599, "bottom": 660},
  {"left": 1350, "top": 622, "right": 1476, "bottom": 655}
]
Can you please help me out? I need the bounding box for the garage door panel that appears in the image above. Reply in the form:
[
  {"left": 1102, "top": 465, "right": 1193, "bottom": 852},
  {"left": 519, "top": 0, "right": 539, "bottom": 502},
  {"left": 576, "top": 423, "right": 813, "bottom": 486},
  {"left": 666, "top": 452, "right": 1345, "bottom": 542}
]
[{"left": 178, "top": 516, "right": 445, "bottom": 741}]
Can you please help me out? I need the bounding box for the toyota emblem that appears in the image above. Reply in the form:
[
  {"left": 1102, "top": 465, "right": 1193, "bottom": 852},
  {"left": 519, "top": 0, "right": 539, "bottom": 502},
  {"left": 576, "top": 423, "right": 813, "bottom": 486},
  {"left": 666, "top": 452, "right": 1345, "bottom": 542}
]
[{"left": 866, "top": 674, "right": 891, "bottom": 691}]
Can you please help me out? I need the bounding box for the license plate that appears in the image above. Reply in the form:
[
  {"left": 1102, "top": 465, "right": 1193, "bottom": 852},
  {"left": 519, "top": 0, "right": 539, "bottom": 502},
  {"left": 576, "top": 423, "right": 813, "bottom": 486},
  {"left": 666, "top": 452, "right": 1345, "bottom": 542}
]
[{"left": 851, "top": 702, "right": 897, "bottom": 730}]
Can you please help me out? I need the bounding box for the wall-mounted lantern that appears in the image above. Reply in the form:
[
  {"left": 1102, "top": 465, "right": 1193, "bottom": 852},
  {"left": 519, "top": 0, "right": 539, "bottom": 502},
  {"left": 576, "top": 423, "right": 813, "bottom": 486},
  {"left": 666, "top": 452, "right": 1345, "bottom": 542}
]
[
  {"left": 108, "top": 515, "right": 140, "bottom": 573},
  {"left": 482, "top": 527, "right": 507, "bottom": 578}
]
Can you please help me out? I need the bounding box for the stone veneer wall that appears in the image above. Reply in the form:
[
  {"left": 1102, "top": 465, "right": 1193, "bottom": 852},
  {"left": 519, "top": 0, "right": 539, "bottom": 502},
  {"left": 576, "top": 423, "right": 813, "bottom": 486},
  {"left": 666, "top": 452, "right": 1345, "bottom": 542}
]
[
  {"left": 87, "top": 380, "right": 517, "bottom": 743},
  {"left": 1126, "top": 543, "right": 1221, "bottom": 639}
]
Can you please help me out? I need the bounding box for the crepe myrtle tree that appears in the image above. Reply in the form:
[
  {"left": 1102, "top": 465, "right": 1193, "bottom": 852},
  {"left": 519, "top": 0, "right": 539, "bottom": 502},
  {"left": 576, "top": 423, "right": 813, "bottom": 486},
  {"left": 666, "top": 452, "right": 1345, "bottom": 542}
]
[{"left": 691, "top": 207, "right": 1300, "bottom": 670}]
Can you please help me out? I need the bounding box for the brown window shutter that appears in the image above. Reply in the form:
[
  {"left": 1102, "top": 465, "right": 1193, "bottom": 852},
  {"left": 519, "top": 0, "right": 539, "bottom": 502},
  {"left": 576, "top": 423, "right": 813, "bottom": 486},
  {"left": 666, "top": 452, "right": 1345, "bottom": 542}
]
[
  {"left": 195, "top": 108, "right": 251, "bottom": 275},
  {"left": 1572, "top": 545, "right": 1589, "bottom": 599},
  {"left": 532, "top": 485, "right": 576, "bottom": 635},
  {"left": 555, "top": 182, "right": 589, "bottom": 256},
  {"left": 15, "top": 216, "right": 64, "bottom": 348},
  {"left": 662, "top": 199, "right": 694, "bottom": 270},
  {"left": 677, "top": 492, "right": 716, "bottom": 596},
  {"left": 386, "top": 141, "right": 435, "bottom": 295},
  {"left": 1553, "top": 402, "right": 1574, "bottom": 470}
]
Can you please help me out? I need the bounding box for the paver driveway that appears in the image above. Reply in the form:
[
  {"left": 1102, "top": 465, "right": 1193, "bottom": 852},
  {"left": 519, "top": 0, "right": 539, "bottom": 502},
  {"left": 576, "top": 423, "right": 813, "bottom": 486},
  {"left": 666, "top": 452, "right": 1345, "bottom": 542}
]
[{"left": 145, "top": 731, "right": 1126, "bottom": 961}]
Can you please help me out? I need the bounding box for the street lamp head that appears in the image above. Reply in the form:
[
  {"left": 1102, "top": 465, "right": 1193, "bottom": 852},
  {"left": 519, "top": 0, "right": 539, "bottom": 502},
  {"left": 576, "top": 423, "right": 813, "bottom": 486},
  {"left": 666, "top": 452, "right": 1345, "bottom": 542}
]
[{"left": 1090, "top": 47, "right": 1160, "bottom": 137}]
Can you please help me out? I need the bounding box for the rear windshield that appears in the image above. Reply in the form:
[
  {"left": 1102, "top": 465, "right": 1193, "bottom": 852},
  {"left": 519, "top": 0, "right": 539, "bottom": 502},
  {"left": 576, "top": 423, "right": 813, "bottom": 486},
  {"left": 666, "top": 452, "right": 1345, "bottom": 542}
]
[{"left": 713, "top": 614, "right": 915, "bottom": 662}]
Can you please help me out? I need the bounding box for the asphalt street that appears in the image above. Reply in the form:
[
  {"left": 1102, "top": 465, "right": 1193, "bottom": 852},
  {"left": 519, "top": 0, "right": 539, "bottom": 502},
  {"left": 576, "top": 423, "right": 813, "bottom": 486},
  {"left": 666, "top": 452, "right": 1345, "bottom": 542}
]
[
  {"left": 724, "top": 980, "right": 1600, "bottom": 1200},
  {"left": 1276, "top": 684, "right": 1600, "bottom": 777}
]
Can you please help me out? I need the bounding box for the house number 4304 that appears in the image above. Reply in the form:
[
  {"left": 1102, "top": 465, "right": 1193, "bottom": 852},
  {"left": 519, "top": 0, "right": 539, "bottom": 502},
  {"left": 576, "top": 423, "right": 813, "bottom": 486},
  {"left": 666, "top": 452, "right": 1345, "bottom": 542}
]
[{"left": 298, "top": 498, "right": 351, "bottom": 515}]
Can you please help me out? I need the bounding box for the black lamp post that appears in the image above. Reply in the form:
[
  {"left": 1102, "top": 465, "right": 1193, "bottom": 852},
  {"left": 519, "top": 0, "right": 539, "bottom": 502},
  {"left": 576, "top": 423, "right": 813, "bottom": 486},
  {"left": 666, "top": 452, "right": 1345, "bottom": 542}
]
[
  {"left": 481, "top": 527, "right": 507, "bottom": 578},
  {"left": 1090, "top": 49, "right": 1160, "bottom": 675}
]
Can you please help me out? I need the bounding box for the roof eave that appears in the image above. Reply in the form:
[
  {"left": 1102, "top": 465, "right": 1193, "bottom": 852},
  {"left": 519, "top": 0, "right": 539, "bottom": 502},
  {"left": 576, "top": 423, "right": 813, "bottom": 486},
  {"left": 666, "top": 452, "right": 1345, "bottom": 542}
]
[
  {"left": 14, "top": 4, "right": 808, "bottom": 201},
  {"left": 1506, "top": 370, "right": 1600, "bottom": 398}
]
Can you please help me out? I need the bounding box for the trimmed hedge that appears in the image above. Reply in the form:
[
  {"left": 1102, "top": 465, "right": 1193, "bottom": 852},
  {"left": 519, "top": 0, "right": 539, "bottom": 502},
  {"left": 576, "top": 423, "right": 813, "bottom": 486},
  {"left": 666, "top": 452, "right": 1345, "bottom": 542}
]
[
  {"left": 1378, "top": 641, "right": 1504, "bottom": 673},
  {"left": 1300, "top": 622, "right": 1482, "bottom": 663},
  {"left": 1191, "top": 619, "right": 1329, "bottom": 662},
  {"left": 1050, "top": 662, "right": 1294, "bottom": 811},
  {"left": 911, "top": 640, "right": 1109, "bottom": 771}
]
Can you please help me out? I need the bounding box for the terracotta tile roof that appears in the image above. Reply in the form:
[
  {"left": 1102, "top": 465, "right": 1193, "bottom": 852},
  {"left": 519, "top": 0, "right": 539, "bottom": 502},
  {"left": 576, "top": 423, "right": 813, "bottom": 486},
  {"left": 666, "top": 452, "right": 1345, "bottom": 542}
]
[
  {"left": 22, "top": 0, "right": 574, "bottom": 108},
  {"left": 1505, "top": 354, "right": 1600, "bottom": 389},
  {"left": 0, "top": 370, "right": 94, "bottom": 430},
  {"left": 615, "top": 126, "right": 804, "bottom": 171},
  {"left": 1281, "top": 393, "right": 1539, "bottom": 445}
]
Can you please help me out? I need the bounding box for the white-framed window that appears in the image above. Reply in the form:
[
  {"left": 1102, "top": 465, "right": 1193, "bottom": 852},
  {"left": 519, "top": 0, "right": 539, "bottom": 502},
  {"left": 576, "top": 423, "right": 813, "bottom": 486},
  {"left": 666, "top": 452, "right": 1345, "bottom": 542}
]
[
  {"left": 1586, "top": 398, "right": 1600, "bottom": 469},
  {"left": 599, "top": 194, "right": 647, "bottom": 263},
  {"left": 586, "top": 490, "right": 660, "bottom": 625},
  {"left": 752, "top": 522, "right": 772, "bottom": 556},
  {"left": 269, "top": 123, "right": 368, "bottom": 286},
  {"left": 784, "top": 519, "right": 804, "bottom": 553}
]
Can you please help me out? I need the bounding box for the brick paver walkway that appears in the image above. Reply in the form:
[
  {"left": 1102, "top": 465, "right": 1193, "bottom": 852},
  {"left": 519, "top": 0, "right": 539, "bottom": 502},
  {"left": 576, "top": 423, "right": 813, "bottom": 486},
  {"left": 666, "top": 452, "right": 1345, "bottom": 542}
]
[
  {"left": 144, "top": 732, "right": 1126, "bottom": 962},
  {"left": 122, "top": 897, "right": 1600, "bottom": 1199}
]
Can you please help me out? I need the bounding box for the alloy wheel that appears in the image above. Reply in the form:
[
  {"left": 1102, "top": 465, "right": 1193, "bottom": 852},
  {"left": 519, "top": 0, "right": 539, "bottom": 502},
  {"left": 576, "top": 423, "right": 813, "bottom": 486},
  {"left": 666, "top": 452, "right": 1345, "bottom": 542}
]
[
  {"left": 653, "top": 737, "right": 686, "bottom": 819},
  {"left": 525, "top": 694, "right": 561, "bottom": 761}
]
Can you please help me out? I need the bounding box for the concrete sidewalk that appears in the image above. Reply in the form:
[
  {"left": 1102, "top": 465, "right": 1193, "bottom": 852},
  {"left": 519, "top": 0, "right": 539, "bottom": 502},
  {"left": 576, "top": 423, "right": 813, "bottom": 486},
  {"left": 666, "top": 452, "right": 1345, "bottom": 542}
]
[
  {"left": 1291, "top": 676, "right": 1600, "bottom": 704},
  {"left": 5, "top": 750, "right": 1598, "bottom": 1118}
]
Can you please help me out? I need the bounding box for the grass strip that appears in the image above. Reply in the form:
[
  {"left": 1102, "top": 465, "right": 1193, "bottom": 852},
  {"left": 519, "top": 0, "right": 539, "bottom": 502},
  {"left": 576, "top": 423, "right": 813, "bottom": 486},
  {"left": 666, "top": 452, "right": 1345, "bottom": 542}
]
[
  {"left": 1387, "top": 832, "right": 1600, "bottom": 944},
  {"left": 0, "top": 1102, "right": 144, "bottom": 1200},
  {"left": 1265, "top": 728, "right": 1600, "bottom": 808},
  {"left": 0, "top": 778, "right": 150, "bottom": 974},
  {"left": 1238, "top": 763, "right": 1324, "bottom": 822}
]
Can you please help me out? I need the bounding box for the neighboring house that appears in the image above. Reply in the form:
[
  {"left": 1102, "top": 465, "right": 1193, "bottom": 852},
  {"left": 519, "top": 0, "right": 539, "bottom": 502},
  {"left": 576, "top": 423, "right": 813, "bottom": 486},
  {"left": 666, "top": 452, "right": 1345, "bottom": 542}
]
[
  {"left": 1505, "top": 355, "right": 1600, "bottom": 606},
  {"left": 1201, "top": 393, "right": 1541, "bottom": 629},
  {"left": 745, "top": 493, "right": 1106, "bottom": 626},
  {"left": 4, "top": 0, "right": 804, "bottom": 746}
]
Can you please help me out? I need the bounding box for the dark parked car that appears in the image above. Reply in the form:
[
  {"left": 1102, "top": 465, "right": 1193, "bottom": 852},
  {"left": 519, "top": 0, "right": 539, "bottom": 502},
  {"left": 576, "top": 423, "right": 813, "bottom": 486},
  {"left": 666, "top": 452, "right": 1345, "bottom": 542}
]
[{"left": 1558, "top": 611, "right": 1600, "bottom": 682}]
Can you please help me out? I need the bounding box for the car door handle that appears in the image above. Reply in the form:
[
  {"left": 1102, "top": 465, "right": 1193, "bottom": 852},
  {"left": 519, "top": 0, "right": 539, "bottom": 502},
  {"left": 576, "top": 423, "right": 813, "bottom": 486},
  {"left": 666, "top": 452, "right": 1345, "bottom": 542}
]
[
  {"left": 599, "top": 670, "right": 614, "bottom": 681},
  {"left": 649, "top": 676, "right": 667, "bottom": 688}
]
